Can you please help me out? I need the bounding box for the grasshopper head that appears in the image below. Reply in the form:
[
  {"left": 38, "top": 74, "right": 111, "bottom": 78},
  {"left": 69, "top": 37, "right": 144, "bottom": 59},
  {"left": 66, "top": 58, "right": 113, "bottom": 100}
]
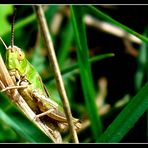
[{"left": 6, "top": 45, "right": 26, "bottom": 71}]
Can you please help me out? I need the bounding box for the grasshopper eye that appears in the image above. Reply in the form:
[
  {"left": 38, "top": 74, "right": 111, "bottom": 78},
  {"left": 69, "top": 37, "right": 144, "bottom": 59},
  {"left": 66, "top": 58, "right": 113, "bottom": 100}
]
[{"left": 18, "top": 51, "right": 25, "bottom": 61}]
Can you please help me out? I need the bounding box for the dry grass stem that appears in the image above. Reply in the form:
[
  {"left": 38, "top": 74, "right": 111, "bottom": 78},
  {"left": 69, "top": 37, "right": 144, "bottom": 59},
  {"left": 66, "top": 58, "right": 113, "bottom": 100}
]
[
  {"left": 85, "top": 15, "right": 141, "bottom": 44},
  {"left": 33, "top": 5, "right": 79, "bottom": 143}
]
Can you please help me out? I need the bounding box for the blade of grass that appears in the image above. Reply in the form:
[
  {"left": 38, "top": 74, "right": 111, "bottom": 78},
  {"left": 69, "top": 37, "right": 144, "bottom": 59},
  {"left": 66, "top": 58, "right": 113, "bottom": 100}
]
[
  {"left": 134, "top": 27, "right": 148, "bottom": 143},
  {"left": 144, "top": 28, "right": 148, "bottom": 143},
  {"left": 71, "top": 6, "right": 103, "bottom": 142},
  {"left": 1, "top": 13, "right": 36, "bottom": 38},
  {"left": 58, "top": 17, "right": 74, "bottom": 68},
  {"left": 84, "top": 5, "right": 148, "bottom": 44},
  {"left": 98, "top": 82, "right": 148, "bottom": 143},
  {"left": 44, "top": 53, "right": 114, "bottom": 82},
  {"left": 0, "top": 93, "right": 51, "bottom": 143},
  {"left": 0, "top": 119, "right": 20, "bottom": 142},
  {"left": 1, "top": 6, "right": 58, "bottom": 39},
  {"left": 61, "top": 53, "right": 115, "bottom": 75},
  {"left": 147, "top": 111, "right": 148, "bottom": 142},
  {"left": 135, "top": 27, "right": 148, "bottom": 91},
  {"left": 0, "top": 5, "right": 13, "bottom": 35}
]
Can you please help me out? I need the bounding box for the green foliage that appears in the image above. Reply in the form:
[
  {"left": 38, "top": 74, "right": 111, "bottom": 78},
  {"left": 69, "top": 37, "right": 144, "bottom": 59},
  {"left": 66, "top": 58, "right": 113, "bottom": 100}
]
[
  {"left": 0, "top": 5, "right": 13, "bottom": 35},
  {"left": 71, "top": 6, "right": 103, "bottom": 141},
  {"left": 0, "top": 93, "right": 51, "bottom": 143},
  {"left": 0, "top": 4, "right": 148, "bottom": 143},
  {"left": 98, "top": 82, "right": 148, "bottom": 142},
  {"left": 135, "top": 27, "right": 148, "bottom": 91}
]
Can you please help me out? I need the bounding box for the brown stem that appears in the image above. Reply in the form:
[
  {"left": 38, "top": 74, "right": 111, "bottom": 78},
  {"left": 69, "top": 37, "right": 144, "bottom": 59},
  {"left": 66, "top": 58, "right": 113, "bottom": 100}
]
[{"left": 33, "top": 5, "right": 79, "bottom": 143}]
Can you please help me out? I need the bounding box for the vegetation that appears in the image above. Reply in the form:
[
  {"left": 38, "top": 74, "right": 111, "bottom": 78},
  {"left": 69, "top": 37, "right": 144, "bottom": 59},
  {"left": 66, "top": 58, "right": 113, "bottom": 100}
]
[{"left": 0, "top": 5, "right": 148, "bottom": 143}]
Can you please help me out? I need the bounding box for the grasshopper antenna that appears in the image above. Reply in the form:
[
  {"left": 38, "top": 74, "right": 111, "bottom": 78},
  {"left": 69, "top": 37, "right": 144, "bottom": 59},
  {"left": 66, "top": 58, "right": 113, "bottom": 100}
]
[
  {"left": 11, "top": 8, "right": 16, "bottom": 48},
  {"left": 0, "top": 37, "right": 8, "bottom": 49}
]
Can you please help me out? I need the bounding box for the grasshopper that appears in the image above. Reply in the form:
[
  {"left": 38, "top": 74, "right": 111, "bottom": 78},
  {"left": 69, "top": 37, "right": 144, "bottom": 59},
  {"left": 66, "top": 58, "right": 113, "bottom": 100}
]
[{"left": 0, "top": 10, "right": 81, "bottom": 134}]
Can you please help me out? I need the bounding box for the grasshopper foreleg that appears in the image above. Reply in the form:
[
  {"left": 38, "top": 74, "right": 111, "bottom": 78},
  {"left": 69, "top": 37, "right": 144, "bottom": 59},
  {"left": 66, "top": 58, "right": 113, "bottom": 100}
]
[
  {"left": 1, "top": 70, "right": 28, "bottom": 92},
  {"left": 1, "top": 85, "right": 27, "bottom": 92}
]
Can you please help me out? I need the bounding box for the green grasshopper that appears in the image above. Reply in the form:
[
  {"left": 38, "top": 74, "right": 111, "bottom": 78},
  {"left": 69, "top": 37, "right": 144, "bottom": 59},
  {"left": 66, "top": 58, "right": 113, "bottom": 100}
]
[{"left": 0, "top": 11, "right": 81, "bottom": 133}]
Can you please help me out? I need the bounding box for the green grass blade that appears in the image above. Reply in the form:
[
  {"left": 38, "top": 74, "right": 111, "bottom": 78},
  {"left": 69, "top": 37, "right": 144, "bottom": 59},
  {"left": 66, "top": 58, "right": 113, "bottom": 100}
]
[
  {"left": 1, "top": 6, "right": 59, "bottom": 37},
  {"left": 147, "top": 111, "right": 148, "bottom": 142},
  {"left": 135, "top": 28, "right": 148, "bottom": 91},
  {"left": 1, "top": 14, "right": 36, "bottom": 37},
  {"left": 61, "top": 53, "right": 114, "bottom": 75},
  {"left": 0, "top": 93, "right": 52, "bottom": 143},
  {"left": 0, "top": 119, "right": 20, "bottom": 142},
  {"left": 84, "top": 5, "right": 148, "bottom": 44},
  {"left": 71, "top": 5, "right": 103, "bottom": 141},
  {"left": 58, "top": 17, "right": 74, "bottom": 68},
  {"left": 45, "top": 53, "right": 114, "bottom": 82},
  {"left": 98, "top": 82, "right": 148, "bottom": 143},
  {"left": 0, "top": 5, "right": 13, "bottom": 35}
]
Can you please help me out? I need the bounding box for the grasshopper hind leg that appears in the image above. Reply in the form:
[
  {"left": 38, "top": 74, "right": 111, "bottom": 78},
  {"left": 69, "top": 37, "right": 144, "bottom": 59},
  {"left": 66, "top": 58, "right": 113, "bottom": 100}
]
[
  {"left": 31, "top": 89, "right": 60, "bottom": 120},
  {"left": 32, "top": 90, "right": 58, "bottom": 109},
  {"left": 34, "top": 108, "right": 55, "bottom": 121}
]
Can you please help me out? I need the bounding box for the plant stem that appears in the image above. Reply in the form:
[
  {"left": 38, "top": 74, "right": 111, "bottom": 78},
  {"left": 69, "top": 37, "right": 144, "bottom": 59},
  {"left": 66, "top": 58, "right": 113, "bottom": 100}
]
[{"left": 33, "top": 5, "right": 79, "bottom": 143}]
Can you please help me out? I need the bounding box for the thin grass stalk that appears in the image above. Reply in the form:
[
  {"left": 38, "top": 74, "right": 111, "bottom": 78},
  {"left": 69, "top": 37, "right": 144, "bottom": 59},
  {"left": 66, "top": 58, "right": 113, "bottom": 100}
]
[{"left": 33, "top": 5, "right": 79, "bottom": 143}]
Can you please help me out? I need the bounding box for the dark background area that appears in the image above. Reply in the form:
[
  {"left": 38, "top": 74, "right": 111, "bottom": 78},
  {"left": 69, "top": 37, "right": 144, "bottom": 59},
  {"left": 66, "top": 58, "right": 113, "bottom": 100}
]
[{"left": 86, "top": 5, "right": 148, "bottom": 143}]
